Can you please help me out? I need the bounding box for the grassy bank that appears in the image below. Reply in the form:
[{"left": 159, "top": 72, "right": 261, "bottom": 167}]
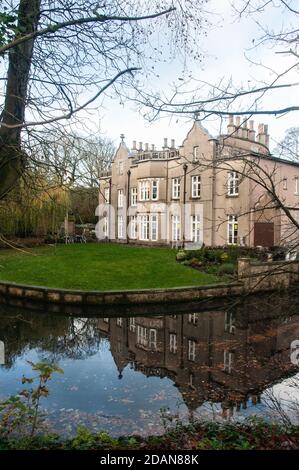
[
  {"left": 0, "top": 420, "right": 298, "bottom": 450},
  {"left": 0, "top": 243, "right": 219, "bottom": 291}
]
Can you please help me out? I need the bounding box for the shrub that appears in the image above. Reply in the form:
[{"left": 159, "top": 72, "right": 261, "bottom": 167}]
[
  {"left": 176, "top": 250, "right": 187, "bottom": 262},
  {"left": 217, "top": 263, "right": 236, "bottom": 276}
]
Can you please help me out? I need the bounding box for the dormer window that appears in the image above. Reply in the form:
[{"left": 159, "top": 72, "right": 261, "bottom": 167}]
[{"left": 193, "top": 146, "right": 200, "bottom": 162}]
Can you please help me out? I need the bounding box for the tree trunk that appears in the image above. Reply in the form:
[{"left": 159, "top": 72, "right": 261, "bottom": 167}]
[{"left": 0, "top": 0, "right": 41, "bottom": 200}]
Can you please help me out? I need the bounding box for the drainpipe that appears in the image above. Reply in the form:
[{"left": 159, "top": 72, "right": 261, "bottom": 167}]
[
  {"left": 108, "top": 177, "right": 112, "bottom": 242},
  {"left": 210, "top": 139, "right": 218, "bottom": 247},
  {"left": 182, "top": 163, "right": 188, "bottom": 249},
  {"left": 127, "top": 169, "right": 131, "bottom": 244}
]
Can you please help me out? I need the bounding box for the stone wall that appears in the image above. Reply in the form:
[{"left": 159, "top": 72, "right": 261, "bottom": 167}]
[{"left": 238, "top": 258, "right": 299, "bottom": 291}]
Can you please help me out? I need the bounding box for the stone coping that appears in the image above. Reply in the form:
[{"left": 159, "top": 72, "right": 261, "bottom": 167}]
[{"left": 0, "top": 279, "right": 244, "bottom": 306}]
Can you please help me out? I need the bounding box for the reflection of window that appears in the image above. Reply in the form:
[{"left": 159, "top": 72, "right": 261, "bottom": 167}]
[
  {"left": 137, "top": 326, "right": 148, "bottom": 347},
  {"left": 149, "top": 329, "right": 157, "bottom": 350},
  {"left": 117, "top": 317, "right": 123, "bottom": 327},
  {"left": 189, "top": 373, "right": 194, "bottom": 387},
  {"left": 117, "top": 340, "right": 122, "bottom": 353},
  {"left": 227, "top": 215, "right": 238, "bottom": 245},
  {"left": 172, "top": 178, "right": 181, "bottom": 199},
  {"left": 223, "top": 350, "right": 234, "bottom": 374},
  {"left": 224, "top": 312, "right": 236, "bottom": 334},
  {"left": 103, "top": 318, "right": 109, "bottom": 323},
  {"left": 169, "top": 333, "right": 177, "bottom": 353},
  {"left": 188, "top": 313, "right": 198, "bottom": 324},
  {"left": 283, "top": 178, "right": 287, "bottom": 190},
  {"left": 129, "top": 318, "right": 136, "bottom": 332},
  {"left": 131, "top": 187, "right": 137, "bottom": 206},
  {"left": 191, "top": 175, "right": 201, "bottom": 198},
  {"left": 188, "top": 340, "right": 196, "bottom": 361},
  {"left": 227, "top": 171, "right": 239, "bottom": 196}
]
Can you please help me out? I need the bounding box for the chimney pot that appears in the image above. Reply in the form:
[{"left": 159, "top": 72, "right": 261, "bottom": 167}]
[
  {"left": 132, "top": 140, "right": 137, "bottom": 150},
  {"left": 151, "top": 144, "right": 155, "bottom": 151},
  {"left": 229, "top": 115, "right": 234, "bottom": 125},
  {"left": 139, "top": 141, "right": 143, "bottom": 151},
  {"left": 145, "top": 143, "right": 149, "bottom": 151},
  {"left": 163, "top": 138, "right": 168, "bottom": 148},
  {"left": 249, "top": 120, "right": 254, "bottom": 130},
  {"left": 171, "top": 139, "right": 175, "bottom": 148}
]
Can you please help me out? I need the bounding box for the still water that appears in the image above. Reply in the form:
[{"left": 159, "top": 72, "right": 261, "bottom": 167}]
[{"left": 0, "top": 292, "right": 299, "bottom": 436}]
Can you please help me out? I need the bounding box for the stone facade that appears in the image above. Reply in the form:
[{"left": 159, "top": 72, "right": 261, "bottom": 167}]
[{"left": 99, "top": 118, "right": 299, "bottom": 247}]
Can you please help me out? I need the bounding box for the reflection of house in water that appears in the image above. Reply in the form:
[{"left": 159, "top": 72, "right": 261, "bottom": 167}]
[{"left": 98, "top": 302, "right": 299, "bottom": 418}]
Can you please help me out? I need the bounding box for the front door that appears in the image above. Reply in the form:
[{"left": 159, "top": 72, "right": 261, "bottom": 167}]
[{"left": 254, "top": 222, "right": 274, "bottom": 247}]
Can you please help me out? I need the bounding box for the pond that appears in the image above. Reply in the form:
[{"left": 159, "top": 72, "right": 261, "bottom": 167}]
[{"left": 0, "top": 291, "right": 299, "bottom": 437}]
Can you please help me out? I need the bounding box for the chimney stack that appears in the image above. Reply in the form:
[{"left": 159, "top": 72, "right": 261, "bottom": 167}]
[
  {"left": 248, "top": 120, "right": 255, "bottom": 141},
  {"left": 227, "top": 115, "right": 235, "bottom": 135},
  {"left": 257, "top": 124, "right": 266, "bottom": 145},
  {"left": 235, "top": 116, "right": 241, "bottom": 136},
  {"left": 163, "top": 138, "right": 168, "bottom": 148}
]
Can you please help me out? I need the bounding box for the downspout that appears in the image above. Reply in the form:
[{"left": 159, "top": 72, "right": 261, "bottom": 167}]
[
  {"left": 209, "top": 139, "right": 218, "bottom": 247},
  {"left": 182, "top": 163, "right": 188, "bottom": 248},
  {"left": 127, "top": 169, "right": 131, "bottom": 244},
  {"left": 109, "top": 177, "right": 112, "bottom": 242}
]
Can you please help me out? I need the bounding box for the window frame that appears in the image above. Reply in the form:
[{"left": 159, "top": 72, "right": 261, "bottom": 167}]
[
  {"left": 172, "top": 214, "right": 181, "bottom": 241},
  {"left": 191, "top": 175, "right": 201, "bottom": 198},
  {"left": 172, "top": 177, "right": 181, "bottom": 199},
  {"left": 131, "top": 187, "right": 137, "bottom": 206},
  {"left": 227, "top": 215, "right": 238, "bottom": 245},
  {"left": 227, "top": 171, "right": 239, "bottom": 196},
  {"left": 117, "top": 189, "right": 124, "bottom": 208}
]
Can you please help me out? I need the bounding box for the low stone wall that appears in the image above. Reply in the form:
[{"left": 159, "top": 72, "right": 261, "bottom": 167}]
[
  {"left": 0, "top": 280, "right": 243, "bottom": 306},
  {"left": 238, "top": 258, "right": 299, "bottom": 291}
]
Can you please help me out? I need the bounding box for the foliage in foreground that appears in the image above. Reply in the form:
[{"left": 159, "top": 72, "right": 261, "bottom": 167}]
[{"left": 0, "top": 419, "right": 298, "bottom": 450}]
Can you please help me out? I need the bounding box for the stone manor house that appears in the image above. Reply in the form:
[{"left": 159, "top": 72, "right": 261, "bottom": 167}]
[{"left": 98, "top": 117, "right": 299, "bottom": 247}]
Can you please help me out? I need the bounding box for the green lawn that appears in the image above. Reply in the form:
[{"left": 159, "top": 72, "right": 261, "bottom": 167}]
[{"left": 0, "top": 243, "right": 219, "bottom": 291}]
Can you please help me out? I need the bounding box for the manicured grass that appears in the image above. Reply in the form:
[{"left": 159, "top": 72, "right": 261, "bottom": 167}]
[{"left": 0, "top": 243, "right": 219, "bottom": 291}]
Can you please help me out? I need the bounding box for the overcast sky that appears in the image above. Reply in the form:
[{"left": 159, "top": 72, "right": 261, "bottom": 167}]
[{"left": 75, "top": 0, "right": 299, "bottom": 152}]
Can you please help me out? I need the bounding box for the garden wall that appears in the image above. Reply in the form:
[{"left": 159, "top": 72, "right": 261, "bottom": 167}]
[{"left": 238, "top": 258, "right": 299, "bottom": 291}]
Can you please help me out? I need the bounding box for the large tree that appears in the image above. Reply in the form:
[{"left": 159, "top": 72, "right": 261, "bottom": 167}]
[{"left": 0, "top": 0, "right": 209, "bottom": 200}]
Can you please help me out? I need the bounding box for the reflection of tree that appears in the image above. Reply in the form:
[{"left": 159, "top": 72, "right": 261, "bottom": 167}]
[
  {"left": 0, "top": 310, "right": 104, "bottom": 368},
  {"left": 38, "top": 318, "right": 103, "bottom": 362}
]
